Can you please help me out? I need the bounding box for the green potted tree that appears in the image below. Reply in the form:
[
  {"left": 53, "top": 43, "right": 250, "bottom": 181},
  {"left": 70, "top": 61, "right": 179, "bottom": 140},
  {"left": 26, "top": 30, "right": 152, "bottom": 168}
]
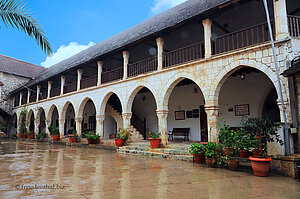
[
  {"left": 149, "top": 132, "right": 161, "bottom": 149},
  {"left": 48, "top": 125, "right": 60, "bottom": 141},
  {"left": 86, "top": 131, "right": 100, "bottom": 144},
  {"left": 190, "top": 142, "right": 205, "bottom": 163},
  {"left": 115, "top": 128, "right": 131, "bottom": 147},
  {"left": 241, "top": 117, "right": 283, "bottom": 177},
  {"left": 204, "top": 142, "right": 218, "bottom": 167}
]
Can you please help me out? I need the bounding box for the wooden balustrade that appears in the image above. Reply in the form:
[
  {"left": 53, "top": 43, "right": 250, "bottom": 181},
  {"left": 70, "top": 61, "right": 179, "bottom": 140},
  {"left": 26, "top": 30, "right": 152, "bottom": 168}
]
[
  {"left": 50, "top": 86, "right": 60, "bottom": 97},
  {"left": 128, "top": 56, "right": 157, "bottom": 77},
  {"left": 212, "top": 21, "right": 274, "bottom": 55},
  {"left": 101, "top": 67, "right": 123, "bottom": 84},
  {"left": 288, "top": 15, "right": 300, "bottom": 37},
  {"left": 163, "top": 42, "right": 204, "bottom": 68},
  {"left": 80, "top": 75, "right": 97, "bottom": 89},
  {"left": 63, "top": 82, "right": 77, "bottom": 94}
]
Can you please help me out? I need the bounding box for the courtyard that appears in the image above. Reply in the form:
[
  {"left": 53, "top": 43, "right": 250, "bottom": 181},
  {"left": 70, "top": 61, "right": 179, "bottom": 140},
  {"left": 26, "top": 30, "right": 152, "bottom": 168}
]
[{"left": 0, "top": 140, "right": 299, "bottom": 199}]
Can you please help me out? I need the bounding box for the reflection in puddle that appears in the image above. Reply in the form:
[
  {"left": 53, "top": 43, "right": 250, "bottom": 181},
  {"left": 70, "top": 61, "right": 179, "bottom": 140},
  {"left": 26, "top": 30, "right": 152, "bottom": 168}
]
[{"left": 0, "top": 140, "right": 299, "bottom": 199}]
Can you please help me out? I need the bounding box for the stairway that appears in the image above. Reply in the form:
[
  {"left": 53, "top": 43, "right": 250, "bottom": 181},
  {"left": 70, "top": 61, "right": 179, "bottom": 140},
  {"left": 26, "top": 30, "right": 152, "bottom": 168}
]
[{"left": 117, "top": 142, "right": 193, "bottom": 161}]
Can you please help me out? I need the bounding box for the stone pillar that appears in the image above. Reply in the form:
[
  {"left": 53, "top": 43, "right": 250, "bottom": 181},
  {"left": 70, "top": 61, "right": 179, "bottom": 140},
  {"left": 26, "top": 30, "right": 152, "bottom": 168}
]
[
  {"left": 122, "top": 113, "right": 132, "bottom": 129},
  {"left": 157, "top": 110, "right": 169, "bottom": 146},
  {"left": 36, "top": 85, "right": 41, "bottom": 101},
  {"left": 60, "top": 76, "right": 65, "bottom": 95},
  {"left": 77, "top": 69, "right": 83, "bottom": 91},
  {"left": 27, "top": 89, "right": 30, "bottom": 104},
  {"left": 46, "top": 120, "right": 51, "bottom": 136},
  {"left": 202, "top": 18, "right": 212, "bottom": 59},
  {"left": 122, "top": 51, "right": 130, "bottom": 80},
  {"left": 97, "top": 61, "right": 103, "bottom": 86},
  {"left": 274, "top": 0, "right": 289, "bottom": 41},
  {"left": 96, "top": 115, "right": 105, "bottom": 138},
  {"left": 58, "top": 119, "right": 65, "bottom": 137},
  {"left": 205, "top": 105, "right": 219, "bottom": 142},
  {"left": 47, "top": 81, "right": 52, "bottom": 99},
  {"left": 75, "top": 117, "right": 83, "bottom": 136},
  {"left": 34, "top": 119, "right": 40, "bottom": 135},
  {"left": 19, "top": 92, "right": 23, "bottom": 105},
  {"left": 156, "top": 37, "right": 164, "bottom": 71}
]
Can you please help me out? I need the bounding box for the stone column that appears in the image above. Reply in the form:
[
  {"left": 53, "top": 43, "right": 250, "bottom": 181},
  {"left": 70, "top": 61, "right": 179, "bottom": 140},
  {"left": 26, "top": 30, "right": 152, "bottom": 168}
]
[
  {"left": 97, "top": 61, "right": 103, "bottom": 86},
  {"left": 47, "top": 81, "right": 52, "bottom": 99},
  {"left": 122, "top": 113, "right": 132, "bottom": 129},
  {"left": 34, "top": 119, "right": 40, "bottom": 135},
  {"left": 19, "top": 92, "right": 23, "bottom": 105},
  {"left": 202, "top": 18, "right": 212, "bottom": 59},
  {"left": 96, "top": 115, "right": 105, "bottom": 138},
  {"left": 157, "top": 110, "right": 169, "bottom": 146},
  {"left": 75, "top": 117, "right": 83, "bottom": 136},
  {"left": 122, "top": 51, "right": 130, "bottom": 80},
  {"left": 156, "top": 37, "right": 164, "bottom": 71},
  {"left": 36, "top": 85, "right": 41, "bottom": 101},
  {"left": 58, "top": 119, "right": 65, "bottom": 137},
  {"left": 60, "top": 76, "right": 65, "bottom": 95},
  {"left": 77, "top": 69, "right": 83, "bottom": 91},
  {"left": 46, "top": 120, "right": 51, "bottom": 136},
  {"left": 274, "top": 0, "right": 289, "bottom": 41},
  {"left": 205, "top": 105, "right": 219, "bottom": 142},
  {"left": 27, "top": 89, "right": 30, "bottom": 104}
]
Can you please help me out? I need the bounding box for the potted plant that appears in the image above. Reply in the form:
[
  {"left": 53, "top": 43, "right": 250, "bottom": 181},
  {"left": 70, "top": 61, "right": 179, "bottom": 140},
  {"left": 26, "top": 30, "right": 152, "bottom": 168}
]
[
  {"left": 204, "top": 142, "right": 217, "bottom": 167},
  {"left": 69, "top": 130, "right": 80, "bottom": 143},
  {"left": 236, "top": 132, "right": 251, "bottom": 158},
  {"left": 86, "top": 131, "right": 100, "bottom": 144},
  {"left": 19, "top": 123, "right": 27, "bottom": 138},
  {"left": 149, "top": 132, "right": 161, "bottom": 149},
  {"left": 36, "top": 131, "right": 47, "bottom": 141},
  {"left": 241, "top": 117, "right": 283, "bottom": 177},
  {"left": 216, "top": 156, "right": 227, "bottom": 168},
  {"left": 48, "top": 125, "right": 60, "bottom": 141},
  {"left": 27, "top": 131, "right": 34, "bottom": 139},
  {"left": 190, "top": 142, "right": 205, "bottom": 163},
  {"left": 115, "top": 128, "right": 131, "bottom": 147}
]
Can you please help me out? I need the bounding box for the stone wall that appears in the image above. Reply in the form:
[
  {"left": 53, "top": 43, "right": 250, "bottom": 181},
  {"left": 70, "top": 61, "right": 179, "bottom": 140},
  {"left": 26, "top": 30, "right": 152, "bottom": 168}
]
[
  {"left": 295, "top": 72, "right": 300, "bottom": 152},
  {"left": 0, "top": 72, "right": 30, "bottom": 114}
]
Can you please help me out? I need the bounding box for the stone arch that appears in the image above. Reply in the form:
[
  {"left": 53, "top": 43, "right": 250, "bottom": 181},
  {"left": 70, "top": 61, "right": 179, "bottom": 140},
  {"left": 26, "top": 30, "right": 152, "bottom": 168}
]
[
  {"left": 46, "top": 104, "right": 59, "bottom": 122},
  {"left": 99, "top": 92, "right": 123, "bottom": 116},
  {"left": 78, "top": 97, "right": 97, "bottom": 118},
  {"left": 125, "top": 85, "right": 158, "bottom": 113},
  {"left": 36, "top": 107, "right": 46, "bottom": 121},
  {"left": 61, "top": 101, "right": 76, "bottom": 121},
  {"left": 27, "top": 109, "right": 34, "bottom": 122},
  {"left": 211, "top": 60, "right": 283, "bottom": 103}
]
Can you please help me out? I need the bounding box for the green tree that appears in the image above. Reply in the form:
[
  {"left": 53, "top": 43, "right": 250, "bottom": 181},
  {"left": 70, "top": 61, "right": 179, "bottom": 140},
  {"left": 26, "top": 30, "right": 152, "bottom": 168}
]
[{"left": 0, "top": 0, "right": 52, "bottom": 55}]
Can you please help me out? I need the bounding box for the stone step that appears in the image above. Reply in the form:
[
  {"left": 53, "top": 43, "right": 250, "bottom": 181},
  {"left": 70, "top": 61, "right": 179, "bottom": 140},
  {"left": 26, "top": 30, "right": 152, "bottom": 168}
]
[
  {"left": 151, "top": 148, "right": 190, "bottom": 155},
  {"left": 128, "top": 142, "right": 151, "bottom": 147},
  {"left": 120, "top": 146, "right": 149, "bottom": 151}
]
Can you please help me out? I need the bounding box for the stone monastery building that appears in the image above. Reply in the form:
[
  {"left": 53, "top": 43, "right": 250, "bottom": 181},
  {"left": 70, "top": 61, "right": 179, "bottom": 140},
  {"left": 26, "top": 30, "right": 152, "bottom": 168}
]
[{"left": 9, "top": 0, "right": 300, "bottom": 154}]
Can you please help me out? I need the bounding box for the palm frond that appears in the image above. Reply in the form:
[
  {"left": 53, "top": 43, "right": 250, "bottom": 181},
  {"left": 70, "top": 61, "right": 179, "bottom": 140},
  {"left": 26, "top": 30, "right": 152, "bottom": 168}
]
[{"left": 0, "top": 0, "right": 53, "bottom": 56}]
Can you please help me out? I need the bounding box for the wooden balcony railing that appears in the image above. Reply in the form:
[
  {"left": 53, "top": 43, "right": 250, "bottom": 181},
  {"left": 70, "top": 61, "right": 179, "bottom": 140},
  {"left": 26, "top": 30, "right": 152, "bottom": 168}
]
[
  {"left": 163, "top": 42, "right": 204, "bottom": 68},
  {"left": 50, "top": 86, "right": 60, "bottom": 97},
  {"left": 212, "top": 21, "right": 274, "bottom": 55},
  {"left": 288, "top": 15, "right": 300, "bottom": 37},
  {"left": 81, "top": 75, "right": 97, "bottom": 89},
  {"left": 63, "top": 82, "right": 77, "bottom": 94},
  {"left": 29, "top": 95, "right": 36, "bottom": 103},
  {"left": 40, "top": 92, "right": 47, "bottom": 100},
  {"left": 128, "top": 56, "right": 157, "bottom": 77},
  {"left": 101, "top": 67, "right": 123, "bottom": 84}
]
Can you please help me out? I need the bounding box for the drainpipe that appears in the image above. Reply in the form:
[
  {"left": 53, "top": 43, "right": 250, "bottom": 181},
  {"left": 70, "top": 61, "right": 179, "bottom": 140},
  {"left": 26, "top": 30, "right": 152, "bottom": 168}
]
[{"left": 263, "top": 0, "right": 290, "bottom": 155}]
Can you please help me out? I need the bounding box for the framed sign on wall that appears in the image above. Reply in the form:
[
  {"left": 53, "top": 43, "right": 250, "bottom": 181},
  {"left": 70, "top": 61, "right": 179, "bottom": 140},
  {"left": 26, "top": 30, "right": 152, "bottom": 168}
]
[
  {"left": 175, "top": 110, "right": 185, "bottom": 120},
  {"left": 234, "top": 104, "right": 250, "bottom": 116}
]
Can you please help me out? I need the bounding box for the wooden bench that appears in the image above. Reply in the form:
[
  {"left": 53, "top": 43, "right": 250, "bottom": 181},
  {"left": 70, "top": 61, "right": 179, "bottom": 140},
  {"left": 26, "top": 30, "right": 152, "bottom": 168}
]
[{"left": 168, "top": 128, "right": 190, "bottom": 141}]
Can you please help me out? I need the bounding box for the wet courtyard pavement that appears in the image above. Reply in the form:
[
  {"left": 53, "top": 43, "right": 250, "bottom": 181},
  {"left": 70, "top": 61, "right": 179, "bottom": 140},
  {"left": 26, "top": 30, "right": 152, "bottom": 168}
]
[{"left": 0, "top": 140, "right": 299, "bottom": 199}]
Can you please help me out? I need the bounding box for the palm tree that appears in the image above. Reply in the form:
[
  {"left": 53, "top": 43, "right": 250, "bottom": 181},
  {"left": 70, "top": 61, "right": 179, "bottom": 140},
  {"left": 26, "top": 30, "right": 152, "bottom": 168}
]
[{"left": 0, "top": 0, "right": 52, "bottom": 55}]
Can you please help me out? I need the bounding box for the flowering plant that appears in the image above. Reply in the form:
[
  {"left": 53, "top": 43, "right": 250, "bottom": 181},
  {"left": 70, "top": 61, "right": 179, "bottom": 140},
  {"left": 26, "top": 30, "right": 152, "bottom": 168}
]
[
  {"left": 217, "top": 120, "right": 239, "bottom": 148},
  {"left": 190, "top": 142, "right": 205, "bottom": 155}
]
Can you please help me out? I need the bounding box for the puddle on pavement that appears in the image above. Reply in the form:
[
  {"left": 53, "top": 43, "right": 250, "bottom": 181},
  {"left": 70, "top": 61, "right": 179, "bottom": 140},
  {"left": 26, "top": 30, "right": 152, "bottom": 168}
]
[{"left": 0, "top": 139, "right": 299, "bottom": 199}]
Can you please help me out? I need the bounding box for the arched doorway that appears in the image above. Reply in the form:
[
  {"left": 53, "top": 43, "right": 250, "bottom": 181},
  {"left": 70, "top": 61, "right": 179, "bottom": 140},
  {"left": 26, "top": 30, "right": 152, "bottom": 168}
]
[
  {"left": 37, "top": 108, "right": 46, "bottom": 134},
  {"left": 81, "top": 99, "right": 96, "bottom": 133},
  {"left": 167, "top": 78, "right": 207, "bottom": 141},
  {"left": 50, "top": 106, "right": 59, "bottom": 130},
  {"left": 63, "top": 103, "right": 75, "bottom": 135},
  {"left": 218, "top": 67, "right": 280, "bottom": 126}
]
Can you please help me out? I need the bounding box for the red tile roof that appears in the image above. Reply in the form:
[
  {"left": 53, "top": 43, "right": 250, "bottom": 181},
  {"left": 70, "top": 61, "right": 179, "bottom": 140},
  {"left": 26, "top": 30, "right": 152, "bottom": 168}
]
[{"left": 0, "top": 54, "right": 45, "bottom": 79}]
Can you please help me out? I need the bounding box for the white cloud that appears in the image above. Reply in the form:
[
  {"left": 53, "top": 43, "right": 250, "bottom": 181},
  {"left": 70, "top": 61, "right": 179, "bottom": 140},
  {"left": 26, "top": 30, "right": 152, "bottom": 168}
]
[
  {"left": 151, "top": 0, "right": 188, "bottom": 14},
  {"left": 41, "top": 41, "right": 95, "bottom": 67}
]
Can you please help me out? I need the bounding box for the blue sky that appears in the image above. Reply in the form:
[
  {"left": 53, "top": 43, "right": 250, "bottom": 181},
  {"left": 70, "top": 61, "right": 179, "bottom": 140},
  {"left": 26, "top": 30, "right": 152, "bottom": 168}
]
[{"left": 0, "top": 0, "right": 187, "bottom": 67}]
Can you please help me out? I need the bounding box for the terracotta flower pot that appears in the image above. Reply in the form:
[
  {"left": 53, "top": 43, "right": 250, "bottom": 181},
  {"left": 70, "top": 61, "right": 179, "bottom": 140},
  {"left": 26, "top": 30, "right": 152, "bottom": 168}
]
[
  {"left": 193, "top": 153, "right": 205, "bottom": 163},
  {"left": 115, "top": 138, "right": 124, "bottom": 147},
  {"left": 27, "top": 134, "right": 34, "bottom": 139},
  {"left": 205, "top": 157, "right": 216, "bottom": 167},
  {"left": 239, "top": 150, "right": 250, "bottom": 158},
  {"left": 69, "top": 135, "right": 78, "bottom": 143},
  {"left": 149, "top": 138, "right": 161, "bottom": 149},
  {"left": 252, "top": 149, "right": 261, "bottom": 157},
  {"left": 249, "top": 156, "right": 272, "bottom": 177},
  {"left": 19, "top": 133, "right": 25, "bottom": 139},
  {"left": 52, "top": 135, "right": 60, "bottom": 141},
  {"left": 224, "top": 147, "right": 234, "bottom": 156},
  {"left": 227, "top": 159, "right": 240, "bottom": 171},
  {"left": 88, "top": 138, "right": 100, "bottom": 144}
]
